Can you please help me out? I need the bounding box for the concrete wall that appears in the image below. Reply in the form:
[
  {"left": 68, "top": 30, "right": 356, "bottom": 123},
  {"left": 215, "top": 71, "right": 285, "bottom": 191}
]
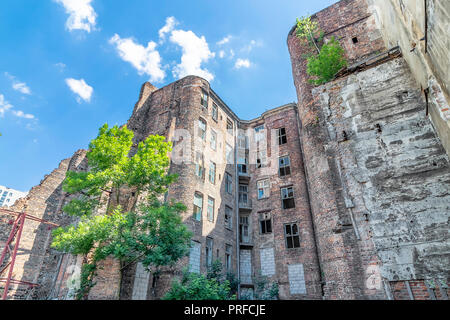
[{"left": 368, "top": 0, "right": 450, "bottom": 156}]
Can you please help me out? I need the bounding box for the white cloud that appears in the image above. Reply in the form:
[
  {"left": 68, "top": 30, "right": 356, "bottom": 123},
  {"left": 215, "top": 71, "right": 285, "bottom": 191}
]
[
  {"left": 218, "top": 50, "right": 225, "bottom": 59},
  {"left": 109, "top": 34, "right": 165, "bottom": 83},
  {"left": 0, "top": 94, "right": 13, "bottom": 117},
  {"left": 0, "top": 94, "right": 36, "bottom": 119},
  {"left": 55, "top": 0, "right": 97, "bottom": 32},
  {"left": 11, "top": 110, "right": 35, "bottom": 119},
  {"left": 4, "top": 73, "right": 32, "bottom": 95},
  {"left": 217, "top": 35, "right": 232, "bottom": 46},
  {"left": 55, "top": 62, "right": 66, "bottom": 71},
  {"left": 170, "top": 30, "right": 215, "bottom": 82},
  {"left": 65, "top": 78, "right": 93, "bottom": 103},
  {"left": 159, "top": 16, "right": 178, "bottom": 42},
  {"left": 234, "top": 58, "right": 251, "bottom": 69},
  {"left": 12, "top": 82, "right": 31, "bottom": 95},
  {"left": 242, "top": 39, "right": 262, "bottom": 53}
]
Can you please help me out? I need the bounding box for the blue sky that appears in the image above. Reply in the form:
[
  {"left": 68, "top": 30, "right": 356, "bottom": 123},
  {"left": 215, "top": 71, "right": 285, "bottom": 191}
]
[{"left": 0, "top": 0, "right": 337, "bottom": 192}]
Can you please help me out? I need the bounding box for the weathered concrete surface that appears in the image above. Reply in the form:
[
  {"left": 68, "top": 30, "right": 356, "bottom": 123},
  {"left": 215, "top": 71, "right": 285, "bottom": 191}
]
[
  {"left": 369, "top": 0, "right": 450, "bottom": 156},
  {"left": 312, "top": 57, "right": 450, "bottom": 286}
]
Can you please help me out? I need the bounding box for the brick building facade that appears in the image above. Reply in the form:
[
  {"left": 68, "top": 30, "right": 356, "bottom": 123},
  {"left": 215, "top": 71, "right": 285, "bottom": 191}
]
[{"left": 1, "top": 0, "right": 449, "bottom": 300}]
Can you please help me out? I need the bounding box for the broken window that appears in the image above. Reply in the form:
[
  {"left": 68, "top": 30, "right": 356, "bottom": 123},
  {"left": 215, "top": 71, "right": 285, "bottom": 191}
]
[
  {"left": 201, "top": 90, "right": 208, "bottom": 109},
  {"left": 198, "top": 118, "right": 206, "bottom": 140},
  {"left": 193, "top": 192, "right": 203, "bottom": 221},
  {"left": 279, "top": 156, "right": 291, "bottom": 177},
  {"left": 257, "top": 179, "right": 270, "bottom": 199},
  {"left": 212, "top": 102, "right": 218, "bottom": 121},
  {"left": 281, "top": 186, "right": 295, "bottom": 209},
  {"left": 256, "top": 149, "right": 267, "bottom": 168},
  {"left": 260, "top": 212, "right": 272, "bottom": 234},
  {"left": 278, "top": 127, "right": 287, "bottom": 145},
  {"left": 225, "top": 205, "right": 233, "bottom": 229},
  {"left": 284, "top": 223, "right": 300, "bottom": 248}
]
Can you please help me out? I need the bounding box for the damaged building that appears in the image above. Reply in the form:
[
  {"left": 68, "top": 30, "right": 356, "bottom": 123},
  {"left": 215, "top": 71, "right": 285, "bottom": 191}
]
[{"left": 0, "top": 0, "right": 449, "bottom": 300}]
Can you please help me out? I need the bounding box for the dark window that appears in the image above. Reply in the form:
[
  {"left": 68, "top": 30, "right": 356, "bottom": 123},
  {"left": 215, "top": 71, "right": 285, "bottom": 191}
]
[
  {"left": 284, "top": 223, "right": 300, "bottom": 248},
  {"left": 209, "top": 161, "right": 216, "bottom": 184},
  {"left": 260, "top": 212, "right": 272, "bottom": 234},
  {"left": 278, "top": 128, "right": 287, "bottom": 145},
  {"left": 352, "top": 37, "right": 358, "bottom": 44},
  {"left": 201, "top": 90, "right": 208, "bottom": 109},
  {"left": 212, "top": 102, "right": 218, "bottom": 121},
  {"left": 225, "top": 206, "right": 233, "bottom": 229},
  {"left": 206, "top": 237, "right": 213, "bottom": 267},
  {"left": 225, "top": 172, "right": 233, "bottom": 194},
  {"left": 281, "top": 186, "right": 295, "bottom": 209},
  {"left": 279, "top": 156, "right": 291, "bottom": 176},
  {"left": 239, "top": 216, "right": 250, "bottom": 243}
]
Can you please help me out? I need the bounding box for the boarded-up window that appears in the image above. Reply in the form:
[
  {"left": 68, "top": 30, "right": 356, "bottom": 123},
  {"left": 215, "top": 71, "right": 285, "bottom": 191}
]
[
  {"left": 189, "top": 241, "right": 201, "bottom": 273},
  {"left": 288, "top": 264, "right": 306, "bottom": 294}
]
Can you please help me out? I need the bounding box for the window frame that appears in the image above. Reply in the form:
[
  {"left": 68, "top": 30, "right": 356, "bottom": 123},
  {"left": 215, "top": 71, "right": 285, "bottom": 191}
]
[
  {"left": 210, "top": 129, "right": 217, "bottom": 150},
  {"left": 198, "top": 118, "right": 207, "bottom": 140},
  {"left": 212, "top": 102, "right": 218, "bottom": 121},
  {"left": 257, "top": 179, "right": 270, "bottom": 199},
  {"left": 284, "top": 222, "right": 300, "bottom": 249},
  {"left": 207, "top": 196, "right": 215, "bottom": 222},
  {"left": 205, "top": 237, "right": 214, "bottom": 267},
  {"left": 224, "top": 205, "right": 233, "bottom": 230},
  {"left": 209, "top": 161, "right": 216, "bottom": 184},
  {"left": 225, "top": 172, "right": 233, "bottom": 194},
  {"left": 193, "top": 192, "right": 203, "bottom": 221},
  {"left": 281, "top": 186, "right": 295, "bottom": 209},
  {"left": 278, "top": 127, "right": 287, "bottom": 145},
  {"left": 201, "top": 90, "right": 209, "bottom": 109},
  {"left": 279, "top": 155, "right": 291, "bottom": 177},
  {"left": 259, "top": 212, "right": 272, "bottom": 234}
]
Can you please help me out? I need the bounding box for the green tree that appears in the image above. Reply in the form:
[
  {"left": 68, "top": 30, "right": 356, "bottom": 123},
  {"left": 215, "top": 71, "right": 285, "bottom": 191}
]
[
  {"left": 51, "top": 124, "right": 192, "bottom": 299},
  {"left": 163, "top": 260, "right": 237, "bottom": 300},
  {"left": 296, "top": 16, "right": 347, "bottom": 85}
]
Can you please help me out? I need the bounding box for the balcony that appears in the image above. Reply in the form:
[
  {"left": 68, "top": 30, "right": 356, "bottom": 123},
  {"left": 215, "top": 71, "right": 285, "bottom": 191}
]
[{"left": 238, "top": 198, "right": 252, "bottom": 211}]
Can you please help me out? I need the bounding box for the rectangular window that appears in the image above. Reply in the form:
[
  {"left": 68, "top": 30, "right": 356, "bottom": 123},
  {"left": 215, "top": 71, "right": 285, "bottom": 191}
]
[
  {"left": 198, "top": 118, "right": 206, "bottom": 140},
  {"left": 239, "top": 216, "right": 250, "bottom": 244},
  {"left": 278, "top": 127, "right": 287, "bottom": 145},
  {"left": 226, "top": 143, "right": 233, "bottom": 164},
  {"left": 206, "top": 237, "right": 213, "bottom": 267},
  {"left": 212, "top": 102, "right": 218, "bottom": 121},
  {"left": 284, "top": 223, "right": 300, "bottom": 248},
  {"left": 257, "top": 179, "right": 270, "bottom": 199},
  {"left": 237, "top": 151, "right": 248, "bottom": 174},
  {"left": 225, "top": 206, "right": 233, "bottom": 229},
  {"left": 193, "top": 192, "right": 203, "bottom": 221},
  {"left": 255, "top": 125, "right": 265, "bottom": 142},
  {"left": 239, "top": 184, "right": 249, "bottom": 205},
  {"left": 237, "top": 135, "right": 248, "bottom": 149},
  {"left": 256, "top": 149, "right": 267, "bottom": 168},
  {"left": 225, "top": 172, "right": 233, "bottom": 194},
  {"left": 195, "top": 151, "right": 204, "bottom": 179},
  {"left": 225, "top": 245, "right": 232, "bottom": 271},
  {"left": 281, "top": 186, "right": 295, "bottom": 209},
  {"left": 279, "top": 156, "right": 291, "bottom": 177},
  {"left": 201, "top": 90, "right": 208, "bottom": 109},
  {"left": 207, "top": 197, "right": 215, "bottom": 222},
  {"left": 209, "top": 161, "right": 216, "bottom": 184},
  {"left": 260, "top": 212, "right": 272, "bottom": 234},
  {"left": 226, "top": 118, "right": 233, "bottom": 133},
  {"left": 210, "top": 130, "right": 217, "bottom": 150}
]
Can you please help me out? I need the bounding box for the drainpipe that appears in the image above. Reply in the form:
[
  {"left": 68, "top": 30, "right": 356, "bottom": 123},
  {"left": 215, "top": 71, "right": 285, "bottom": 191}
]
[
  {"left": 294, "top": 106, "right": 325, "bottom": 299},
  {"left": 234, "top": 118, "right": 240, "bottom": 299}
]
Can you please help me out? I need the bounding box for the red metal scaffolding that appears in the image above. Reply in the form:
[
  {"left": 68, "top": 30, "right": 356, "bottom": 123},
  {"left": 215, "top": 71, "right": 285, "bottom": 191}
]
[{"left": 0, "top": 208, "right": 59, "bottom": 300}]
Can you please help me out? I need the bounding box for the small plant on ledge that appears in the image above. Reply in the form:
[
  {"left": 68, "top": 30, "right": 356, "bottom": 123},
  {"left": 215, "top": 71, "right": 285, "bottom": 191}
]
[{"left": 296, "top": 16, "right": 347, "bottom": 85}]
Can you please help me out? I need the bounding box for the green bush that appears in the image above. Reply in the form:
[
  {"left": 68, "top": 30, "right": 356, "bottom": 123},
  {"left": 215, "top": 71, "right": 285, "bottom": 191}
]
[{"left": 306, "top": 37, "right": 347, "bottom": 85}]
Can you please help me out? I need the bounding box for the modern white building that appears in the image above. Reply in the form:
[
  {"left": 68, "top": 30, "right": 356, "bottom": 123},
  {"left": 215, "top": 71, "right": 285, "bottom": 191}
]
[{"left": 0, "top": 185, "right": 28, "bottom": 208}]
